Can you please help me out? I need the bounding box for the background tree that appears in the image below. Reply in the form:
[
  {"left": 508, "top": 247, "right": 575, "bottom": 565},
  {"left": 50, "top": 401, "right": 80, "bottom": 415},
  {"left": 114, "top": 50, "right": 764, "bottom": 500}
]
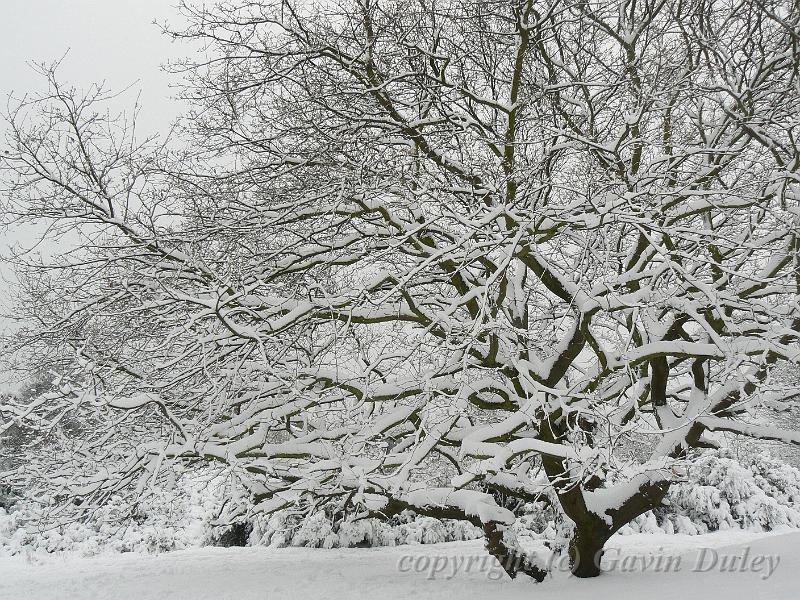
[{"left": 2, "top": 0, "right": 800, "bottom": 578}]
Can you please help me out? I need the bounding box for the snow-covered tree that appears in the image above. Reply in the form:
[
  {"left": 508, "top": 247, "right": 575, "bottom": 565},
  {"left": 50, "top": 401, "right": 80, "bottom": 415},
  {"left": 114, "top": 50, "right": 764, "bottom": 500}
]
[{"left": 2, "top": 0, "right": 800, "bottom": 578}]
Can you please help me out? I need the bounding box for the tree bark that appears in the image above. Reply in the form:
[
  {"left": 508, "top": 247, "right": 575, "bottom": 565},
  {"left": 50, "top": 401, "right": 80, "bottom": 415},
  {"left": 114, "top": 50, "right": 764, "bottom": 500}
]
[
  {"left": 568, "top": 521, "right": 611, "bottom": 578},
  {"left": 538, "top": 418, "right": 672, "bottom": 578}
]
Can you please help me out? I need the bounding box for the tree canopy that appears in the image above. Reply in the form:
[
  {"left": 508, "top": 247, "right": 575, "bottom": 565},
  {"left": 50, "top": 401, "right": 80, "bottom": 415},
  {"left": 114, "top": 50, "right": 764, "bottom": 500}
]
[{"left": 2, "top": 0, "right": 800, "bottom": 578}]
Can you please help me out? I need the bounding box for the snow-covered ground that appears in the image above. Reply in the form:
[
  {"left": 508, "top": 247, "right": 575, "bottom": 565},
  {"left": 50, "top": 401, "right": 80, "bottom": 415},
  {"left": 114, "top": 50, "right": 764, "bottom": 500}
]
[{"left": 1, "top": 530, "right": 797, "bottom": 599}]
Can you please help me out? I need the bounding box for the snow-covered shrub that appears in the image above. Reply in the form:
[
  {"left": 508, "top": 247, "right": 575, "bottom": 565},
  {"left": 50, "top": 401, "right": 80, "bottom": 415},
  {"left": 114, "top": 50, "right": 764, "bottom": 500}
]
[
  {"left": 4, "top": 450, "right": 800, "bottom": 557},
  {"left": 0, "top": 471, "right": 231, "bottom": 557},
  {"left": 2, "top": 472, "right": 484, "bottom": 555},
  {"left": 0, "top": 507, "right": 29, "bottom": 557},
  {"left": 508, "top": 450, "right": 800, "bottom": 542},
  {"left": 249, "top": 507, "right": 483, "bottom": 549},
  {"left": 391, "top": 512, "right": 483, "bottom": 545},
  {"left": 616, "top": 450, "right": 800, "bottom": 536}
]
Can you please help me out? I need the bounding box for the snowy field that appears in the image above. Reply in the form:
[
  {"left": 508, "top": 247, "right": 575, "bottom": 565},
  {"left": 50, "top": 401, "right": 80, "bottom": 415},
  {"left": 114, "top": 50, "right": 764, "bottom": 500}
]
[{"left": 2, "top": 531, "right": 798, "bottom": 600}]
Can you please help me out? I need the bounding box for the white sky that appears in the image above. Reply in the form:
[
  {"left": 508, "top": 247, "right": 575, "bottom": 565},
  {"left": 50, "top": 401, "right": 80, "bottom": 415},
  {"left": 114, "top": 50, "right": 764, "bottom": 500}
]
[
  {"left": 0, "top": 1, "right": 194, "bottom": 332},
  {"left": 1, "top": 0, "right": 188, "bottom": 134}
]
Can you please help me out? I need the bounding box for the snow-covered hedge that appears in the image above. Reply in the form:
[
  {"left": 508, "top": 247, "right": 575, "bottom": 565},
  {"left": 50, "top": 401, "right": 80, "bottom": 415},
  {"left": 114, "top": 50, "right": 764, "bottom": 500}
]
[
  {"left": 0, "top": 477, "right": 225, "bottom": 558},
  {"left": 620, "top": 450, "right": 800, "bottom": 536},
  {"left": 250, "top": 509, "right": 482, "bottom": 550},
  {"left": 0, "top": 474, "right": 483, "bottom": 557},
  {"left": 3, "top": 450, "right": 800, "bottom": 558},
  {"left": 502, "top": 450, "right": 800, "bottom": 545}
]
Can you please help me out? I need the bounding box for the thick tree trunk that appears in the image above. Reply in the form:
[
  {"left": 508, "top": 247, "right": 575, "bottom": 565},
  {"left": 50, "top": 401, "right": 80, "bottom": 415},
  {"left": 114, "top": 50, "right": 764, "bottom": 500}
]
[
  {"left": 537, "top": 422, "right": 671, "bottom": 579},
  {"left": 568, "top": 522, "right": 611, "bottom": 578}
]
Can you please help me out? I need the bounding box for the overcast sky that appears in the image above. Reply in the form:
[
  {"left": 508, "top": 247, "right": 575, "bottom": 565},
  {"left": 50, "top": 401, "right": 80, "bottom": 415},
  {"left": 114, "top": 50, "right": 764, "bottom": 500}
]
[
  {"left": 1, "top": 0, "right": 188, "bottom": 134},
  {"left": 0, "top": 1, "right": 194, "bottom": 338}
]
